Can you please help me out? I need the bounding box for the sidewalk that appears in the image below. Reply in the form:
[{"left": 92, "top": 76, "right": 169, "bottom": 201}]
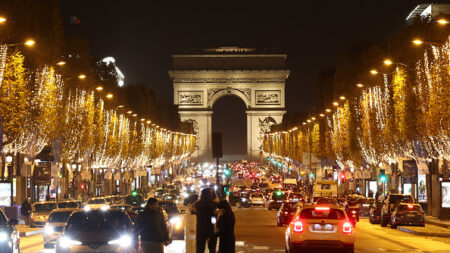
[
  {"left": 16, "top": 224, "right": 44, "bottom": 237},
  {"left": 425, "top": 216, "right": 450, "bottom": 229},
  {"left": 397, "top": 223, "right": 450, "bottom": 238}
]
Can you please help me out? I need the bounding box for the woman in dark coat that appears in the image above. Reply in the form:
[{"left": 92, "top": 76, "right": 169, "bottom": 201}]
[{"left": 216, "top": 200, "right": 235, "bottom": 253}]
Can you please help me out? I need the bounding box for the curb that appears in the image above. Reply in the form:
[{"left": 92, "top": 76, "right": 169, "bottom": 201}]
[
  {"left": 425, "top": 219, "right": 450, "bottom": 229},
  {"left": 397, "top": 226, "right": 450, "bottom": 238},
  {"left": 19, "top": 229, "right": 43, "bottom": 237}
]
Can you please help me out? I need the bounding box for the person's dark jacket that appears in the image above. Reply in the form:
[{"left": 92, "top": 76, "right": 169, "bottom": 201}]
[
  {"left": 21, "top": 201, "right": 31, "bottom": 216},
  {"left": 216, "top": 210, "right": 235, "bottom": 253},
  {"left": 191, "top": 199, "right": 217, "bottom": 237},
  {"left": 134, "top": 208, "right": 169, "bottom": 242}
]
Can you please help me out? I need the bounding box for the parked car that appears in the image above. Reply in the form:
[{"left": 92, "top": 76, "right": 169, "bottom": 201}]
[
  {"left": 30, "top": 201, "right": 57, "bottom": 227},
  {"left": 44, "top": 208, "right": 78, "bottom": 248},
  {"left": 0, "top": 209, "right": 19, "bottom": 253},
  {"left": 380, "top": 194, "right": 414, "bottom": 227},
  {"left": 359, "top": 198, "right": 375, "bottom": 217},
  {"left": 390, "top": 203, "right": 425, "bottom": 229},
  {"left": 55, "top": 209, "right": 136, "bottom": 253},
  {"left": 369, "top": 200, "right": 384, "bottom": 224}
]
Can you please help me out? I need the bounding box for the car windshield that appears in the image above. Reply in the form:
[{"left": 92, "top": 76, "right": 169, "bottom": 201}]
[
  {"left": 87, "top": 199, "right": 106, "bottom": 204},
  {"left": 65, "top": 210, "right": 131, "bottom": 232},
  {"left": 252, "top": 193, "right": 263, "bottom": 197},
  {"left": 389, "top": 195, "right": 413, "bottom": 204},
  {"left": 300, "top": 208, "right": 346, "bottom": 220},
  {"left": 159, "top": 202, "right": 179, "bottom": 215},
  {"left": 58, "top": 202, "right": 79, "bottom": 208},
  {"left": 398, "top": 205, "right": 422, "bottom": 211},
  {"left": 48, "top": 211, "right": 73, "bottom": 223},
  {"left": 34, "top": 203, "right": 57, "bottom": 212}
]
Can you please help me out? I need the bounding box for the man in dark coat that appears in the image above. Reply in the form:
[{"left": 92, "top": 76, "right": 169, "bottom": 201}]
[
  {"left": 190, "top": 188, "right": 218, "bottom": 253},
  {"left": 21, "top": 197, "right": 31, "bottom": 226},
  {"left": 134, "top": 198, "right": 170, "bottom": 253}
]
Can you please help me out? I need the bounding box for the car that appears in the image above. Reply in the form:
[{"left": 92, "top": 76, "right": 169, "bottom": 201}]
[
  {"left": 249, "top": 193, "right": 265, "bottom": 206},
  {"left": 0, "top": 208, "right": 19, "bottom": 253},
  {"left": 285, "top": 192, "right": 303, "bottom": 203},
  {"left": 30, "top": 201, "right": 57, "bottom": 227},
  {"left": 57, "top": 200, "right": 81, "bottom": 209},
  {"left": 285, "top": 204, "right": 355, "bottom": 253},
  {"left": 85, "top": 197, "right": 109, "bottom": 210},
  {"left": 359, "top": 198, "right": 375, "bottom": 217},
  {"left": 277, "top": 202, "right": 298, "bottom": 226},
  {"left": 159, "top": 200, "right": 186, "bottom": 240},
  {"left": 55, "top": 209, "right": 136, "bottom": 253},
  {"left": 380, "top": 194, "right": 414, "bottom": 227},
  {"left": 369, "top": 200, "right": 384, "bottom": 224},
  {"left": 44, "top": 208, "right": 78, "bottom": 248},
  {"left": 390, "top": 203, "right": 425, "bottom": 229},
  {"left": 183, "top": 194, "right": 199, "bottom": 206},
  {"left": 124, "top": 194, "right": 144, "bottom": 207},
  {"left": 268, "top": 191, "right": 285, "bottom": 210}
]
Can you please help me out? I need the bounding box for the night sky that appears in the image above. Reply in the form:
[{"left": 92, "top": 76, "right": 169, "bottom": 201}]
[{"left": 59, "top": 0, "right": 428, "bottom": 155}]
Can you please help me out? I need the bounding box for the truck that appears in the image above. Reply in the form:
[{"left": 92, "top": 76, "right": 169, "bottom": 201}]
[{"left": 313, "top": 180, "right": 338, "bottom": 200}]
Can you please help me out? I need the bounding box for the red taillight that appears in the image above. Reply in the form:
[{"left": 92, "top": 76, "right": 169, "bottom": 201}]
[
  {"left": 293, "top": 221, "right": 303, "bottom": 233},
  {"left": 343, "top": 222, "right": 352, "bottom": 234}
]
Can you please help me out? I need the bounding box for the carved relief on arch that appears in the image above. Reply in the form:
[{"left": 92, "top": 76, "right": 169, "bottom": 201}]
[{"left": 207, "top": 87, "right": 251, "bottom": 108}]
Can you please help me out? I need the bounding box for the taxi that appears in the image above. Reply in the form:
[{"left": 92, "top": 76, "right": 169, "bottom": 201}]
[{"left": 285, "top": 203, "right": 355, "bottom": 253}]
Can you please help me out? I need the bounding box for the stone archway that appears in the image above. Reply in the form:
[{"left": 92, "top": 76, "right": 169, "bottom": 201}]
[{"left": 169, "top": 47, "right": 289, "bottom": 161}]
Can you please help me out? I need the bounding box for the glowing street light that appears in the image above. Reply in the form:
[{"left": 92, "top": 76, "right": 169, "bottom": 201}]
[
  {"left": 356, "top": 83, "right": 364, "bottom": 88},
  {"left": 95, "top": 86, "right": 103, "bottom": 91},
  {"left": 106, "top": 93, "right": 113, "bottom": 99},
  {"left": 437, "top": 18, "right": 448, "bottom": 25},
  {"left": 383, "top": 59, "right": 393, "bottom": 66}
]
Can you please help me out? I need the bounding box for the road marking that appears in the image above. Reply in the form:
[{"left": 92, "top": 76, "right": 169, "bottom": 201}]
[{"left": 253, "top": 245, "right": 270, "bottom": 250}]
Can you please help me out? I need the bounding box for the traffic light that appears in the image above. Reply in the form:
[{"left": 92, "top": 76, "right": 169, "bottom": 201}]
[{"left": 379, "top": 169, "right": 386, "bottom": 182}]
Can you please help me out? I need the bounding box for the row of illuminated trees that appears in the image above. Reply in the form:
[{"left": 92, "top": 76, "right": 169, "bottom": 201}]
[
  {"left": 0, "top": 47, "right": 196, "bottom": 176},
  {"left": 264, "top": 35, "right": 449, "bottom": 172}
]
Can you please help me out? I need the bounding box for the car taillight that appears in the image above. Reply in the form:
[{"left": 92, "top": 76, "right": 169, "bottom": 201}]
[
  {"left": 293, "top": 221, "right": 303, "bottom": 233},
  {"left": 343, "top": 222, "right": 352, "bottom": 234}
]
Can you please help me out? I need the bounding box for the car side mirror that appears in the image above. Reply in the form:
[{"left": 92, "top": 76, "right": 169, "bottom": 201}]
[{"left": 8, "top": 218, "right": 18, "bottom": 226}]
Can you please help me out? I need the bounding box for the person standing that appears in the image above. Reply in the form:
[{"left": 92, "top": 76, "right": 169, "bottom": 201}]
[
  {"left": 190, "top": 188, "right": 218, "bottom": 253},
  {"left": 21, "top": 198, "right": 32, "bottom": 226},
  {"left": 134, "top": 198, "right": 170, "bottom": 253},
  {"left": 216, "top": 200, "right": 235, "bottom": 253}
]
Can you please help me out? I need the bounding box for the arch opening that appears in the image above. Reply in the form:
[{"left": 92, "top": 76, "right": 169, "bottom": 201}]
[{"left": 212, "top": 95, "right": 247, "bottom": 161}]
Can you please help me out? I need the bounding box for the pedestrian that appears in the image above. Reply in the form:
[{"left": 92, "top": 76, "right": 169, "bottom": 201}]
[
  {"left": 21, "top": 197, "right": 32, "bottom": 226},
  {"left": 190, "top": 188, "right": 218, "bottom": 253},
  {"left": 134, "top": 198, "right": 170, "bottom": 253},
  {"left": 216, "top": 200, "right": 235, "bottom": 253}
]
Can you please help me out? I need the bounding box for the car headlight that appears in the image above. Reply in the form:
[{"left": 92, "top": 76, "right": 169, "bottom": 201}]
[
  {"left": 44, "top": 225, "right": 54, "bottom": 235},
  {"left": 170, "top": 217, "right": 182, "bottom": 229},
  {"left": 0, "top": 232, "right": 8, "bottom": 242},
  {"left": 60, "top": 236, "right": 82, "bottom": 248},
  {"left": 108, "top": 235, "right": 132, "bottom": 247}
]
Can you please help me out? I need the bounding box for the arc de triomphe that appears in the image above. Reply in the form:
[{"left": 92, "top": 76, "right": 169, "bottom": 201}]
[{"left": 169, "top": 47, "right": 289, "bottom": 161}]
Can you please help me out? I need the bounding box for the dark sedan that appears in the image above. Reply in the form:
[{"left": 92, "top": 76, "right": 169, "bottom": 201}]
[
  {"left": 277, "top": 202, "right": 297, "bottom": 226},
  {"left": 390, "top": 203, "right": 425, "bottom": 229}
]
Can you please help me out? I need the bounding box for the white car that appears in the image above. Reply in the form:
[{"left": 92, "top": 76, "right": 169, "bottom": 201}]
[
  {"left": 249, "top": 193, "right": 265, "bottom": 206},
  {"left": 285, "top": 204, "right": 355, "bottom": 253}
]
